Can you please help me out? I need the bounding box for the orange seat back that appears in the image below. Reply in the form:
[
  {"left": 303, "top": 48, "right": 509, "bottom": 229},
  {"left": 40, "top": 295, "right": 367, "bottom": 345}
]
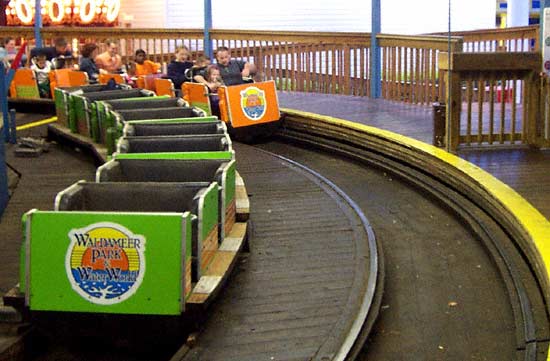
[
  {"left": 49, "top": 69, "right": 89, "bottom": 98},
  {"left": 68, "top": 71, "right": 89, "bottom": 86},
  {"left": 135, "top": 76, "right": 145, "bottom": 89},
  {"left": 136, "top": 74, "right": 164, "bottom": 91},
  {"left": 155, "top": 78, "right": 175, "bottom": 97},
  {"left": 52, "top": 68, "right": 72, "bottom": 87},
  {"left": 9, "top": 68, "right": 40, "bottom": 98},
  {"left": 182, "top": 82, "right": 211, "bottom": 115},
  {"left": 99, "top": 73, "right": 125, "bottom": 85},
  {"left": 218, "top": 80, "right": 280, "bottom": 128}
]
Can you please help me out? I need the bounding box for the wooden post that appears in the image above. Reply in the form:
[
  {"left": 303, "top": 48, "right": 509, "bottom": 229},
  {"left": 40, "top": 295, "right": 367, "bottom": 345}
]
[
  {"left": 439, "top": 52, "right": 462, "bottom": 152},
  {"left": 527, "top": 70, "right": 542, "bottom": 147},
  {"left": 348, "top": 44, "right": 357, "bottom": 95}
]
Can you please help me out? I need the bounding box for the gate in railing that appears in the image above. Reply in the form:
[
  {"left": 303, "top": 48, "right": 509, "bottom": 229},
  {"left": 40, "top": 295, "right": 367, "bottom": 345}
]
[{"left": 439, "top": 52, "right": 544, "bottom": 151}]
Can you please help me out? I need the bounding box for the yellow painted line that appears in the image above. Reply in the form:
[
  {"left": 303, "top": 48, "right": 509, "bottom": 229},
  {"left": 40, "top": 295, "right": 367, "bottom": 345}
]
[
  {"left": 283, "top": 107, "right": 550, "bottom": 303},
  {"left": 16, "top": 116, "right": 57, "bottom": 131}
]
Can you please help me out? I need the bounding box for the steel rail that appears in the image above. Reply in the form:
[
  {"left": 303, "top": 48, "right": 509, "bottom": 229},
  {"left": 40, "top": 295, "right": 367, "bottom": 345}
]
[{"left": 252, "top": 147, "right": 382, "bottom": 361}]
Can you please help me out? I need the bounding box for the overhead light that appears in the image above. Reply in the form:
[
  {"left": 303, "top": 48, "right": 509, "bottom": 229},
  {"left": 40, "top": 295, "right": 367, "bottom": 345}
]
[{"left": 6, "top": 0, "right": 121, "bottom": 26}]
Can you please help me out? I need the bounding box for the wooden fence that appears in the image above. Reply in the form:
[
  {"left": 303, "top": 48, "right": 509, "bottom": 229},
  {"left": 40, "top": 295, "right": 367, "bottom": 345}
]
[{"left": 1, "top": 25, "right": 548, "bottom": 150}]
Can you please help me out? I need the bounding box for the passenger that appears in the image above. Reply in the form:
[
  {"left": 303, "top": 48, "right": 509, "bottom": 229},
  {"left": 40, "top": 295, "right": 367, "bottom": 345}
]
[
  {"left": 191, "top": 55, "right": 210, "bottom": 83},
  {"left": 208, "top": 46, "right": 255, "bottom": 86},
  {"left": 133, "top": 49, "right": 161, "bottom": 76},
  {"left": 204, "top": 64, "right": 224, "bottom": 117},
  {"left": 95, "top": 39, "right": 123, "bottom": 73},
  {"left": 30, "top": 53, "right": 52, "bottom": 98},
  {"left": 1, "top": 37, "right": 27, "bottom": 68},
  {"left": 30, "top": 37, "right": 72, "bottom": 69},
  {"left": 79, "top": 43, "right": 103, "bottom": 83},
  {"left": 166, "top": 45, "right": 193, "bottom": 89}
]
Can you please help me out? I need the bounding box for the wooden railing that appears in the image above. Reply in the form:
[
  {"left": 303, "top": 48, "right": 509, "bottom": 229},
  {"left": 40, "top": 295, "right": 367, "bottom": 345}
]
[
  {"left": 439, "top": 52, "right": 542, "bottom": 151},
  {"left": 1, "top": 26, "right": 548, "bottom": 150},
  {"left": 378, "top": 34, "right": 462, "bottom": 105},
  {"left": 434, "top": 25, "right": 539, "bottom": 52},
  {"left": 210, "top": 30, "right": 373, "bottom": 96}
]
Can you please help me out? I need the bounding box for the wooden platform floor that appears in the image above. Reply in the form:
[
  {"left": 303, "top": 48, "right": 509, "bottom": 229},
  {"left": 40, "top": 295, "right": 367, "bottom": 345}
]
[
  {"left": 0, "top": 114, "right": 97, "bottom": 295},
  {"left": 182, "top": 142, "right": 373, "bottom": 361},
  {"left": 278, "top": 91, "right": 550, "bottom": 219}
]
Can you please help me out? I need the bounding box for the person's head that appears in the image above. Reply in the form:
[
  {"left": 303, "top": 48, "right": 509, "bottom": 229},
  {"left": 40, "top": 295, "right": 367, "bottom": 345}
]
[
  {"left": 104, "top": 39, "right": 118, "bottom": 57},
  {"left": 135, "top": 49, "right": 146, "bottom": 64},
  {"left": 195, "top": 55, "right": 210, "bottom": 67},
  {"left": 206, "top": 65, "right": 221, "bottom": 82},
  {"left": 3, "top": 37, "right": 15, "bottom": 52},
  {"left": 54, "top": 37, "right": 68, "bottom": 54},
  {"left": 80, "top": 43, "right": 97, "bottom": 58},
  {"left": 215, "top": 46, "right": 231, "bottom": 66},
  {"left": 174, "top": 46, "right": 189, "bottom": 62},
  {"left": 35, "top": 54, "right": 48, "bottom": 69}
]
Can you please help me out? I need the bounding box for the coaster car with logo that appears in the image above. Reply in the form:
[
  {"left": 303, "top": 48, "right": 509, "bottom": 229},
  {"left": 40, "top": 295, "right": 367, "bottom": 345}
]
[
  {"left": 20, "top": 180, "right": 219, "bottom": 315},
  {"left": 184, "top": 80, "right": 281, "bottom": 141}
]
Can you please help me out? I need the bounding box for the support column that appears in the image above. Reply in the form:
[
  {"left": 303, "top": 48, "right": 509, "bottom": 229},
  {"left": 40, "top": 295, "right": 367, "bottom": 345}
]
[
  {"left": 34, "top": 0, "right": 42, "bottom": 47},
  {"left": 370, "top": 0, "right": 381, "bottom": 98},
  {"left": 1, "top": 62, "right": 11, "bottom": 216},
  {"left": 542, "top": 0, "right": 550, "bottom": 73},
  {"left": 541, "top": 1, "right": 550, "bottom": 143},
  {"left": 204, "top": 0, "right": 213, "bottom": 61}
]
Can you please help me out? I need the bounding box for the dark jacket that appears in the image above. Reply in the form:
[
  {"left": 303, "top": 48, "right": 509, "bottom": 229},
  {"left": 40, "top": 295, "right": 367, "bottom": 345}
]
[
  {"left": 79, "top": 57, "right": 99, "bottom": 82},
  {"left": 30, "top": 46, "right": 72, "bottom": 61},
  {"left": 166, "top": 60, "right": 193, "bottom": 89}
]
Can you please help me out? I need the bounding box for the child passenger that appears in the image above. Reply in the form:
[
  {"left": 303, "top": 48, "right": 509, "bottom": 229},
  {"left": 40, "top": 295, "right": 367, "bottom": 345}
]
[
  {"left": 191, "top": 55, "right": 210, "bottom": 83},
  {"left": 30, "top": 54, "right": 52, "bottom": 98},
  {"left": 133, "top": 49, "right": 161, "bottom": 76},
  {"left": 166, "top": 46, "right": 193, "bottom": 89},
  {"left": 79, "top": 43, "right": 102, "bottom": 83},
  {"left": 204, "top": 65, "right": 224, "bottom": 117}
]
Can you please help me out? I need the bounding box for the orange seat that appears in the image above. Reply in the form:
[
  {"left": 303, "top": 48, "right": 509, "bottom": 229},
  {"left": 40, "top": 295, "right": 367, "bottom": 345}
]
[
  {"left": 155, "top": 78, "right": 175, "bottom": 97},
  {"left": 135, "top": 73, "right": 164, "bottom": 92},
  {"left": 9, "top": 68, "right": 40, "bottom": 99},
  {"left": 99, "top": 73, "right": 125, "bottom": 85},
  {"left": 49, "top": 69, "right": 89, "bottom": 98},
  {"left": 68, "top": 71, "right": 89, "bottom": 86},
  {"left": 182, "top": 82, "right": 212, "bottom": 115},
  {"left": 218, "top": 80, "right": 280, "bottom": 128},
  {"left": 135, "top": 76, "right": 145, "bottom": 89}
]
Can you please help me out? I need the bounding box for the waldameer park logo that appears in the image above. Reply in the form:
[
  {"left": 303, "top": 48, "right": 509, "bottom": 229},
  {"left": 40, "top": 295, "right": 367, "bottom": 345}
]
[
  {"left": 240, "top": 86, "right": 267, "bottom": 121},
  {"left": 65, "top": 222, "right": 146, "bottom": 305}
]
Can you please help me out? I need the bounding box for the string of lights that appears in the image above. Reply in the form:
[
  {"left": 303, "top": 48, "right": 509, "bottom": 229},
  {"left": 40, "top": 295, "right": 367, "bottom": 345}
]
[{"left": 5, "top": 0, "right": 120, "bottom": 26}]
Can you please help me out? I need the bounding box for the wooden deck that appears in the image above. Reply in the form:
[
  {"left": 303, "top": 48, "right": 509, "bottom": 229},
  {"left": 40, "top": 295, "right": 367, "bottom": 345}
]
[
  {"left": 277, "top": 91, "right": 550, "bottom": 219},
  {"left": 0, "top": 92, "right": 548, "bottom": 360}
]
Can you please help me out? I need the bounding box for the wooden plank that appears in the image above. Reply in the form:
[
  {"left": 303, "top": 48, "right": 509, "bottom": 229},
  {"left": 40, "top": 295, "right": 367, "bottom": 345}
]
[
  {"left": 439, "top": 52, "right": 541, "bottom": 72},
  {"left": 489, "top": 77, "right": 495, "bottom": 144},
  {"left": 381, "top": 46, "right": 387, "bottom": 98},
  {"left": 431, "top": 49, "right": 437, "bottom": 102},
  {"left": 511, "top": 78, "right": 517, "bottom": 144},
  {"left": 205, "top": 252, "right": 236, "bottom": 276},
  {"left": 500, "top": 77, "right": 506, "bottom": 144},
  {"left": 331, "top": 47, "right": 337, "bottom": 94},
  {"left": 466, "top": 78, "right": 473, "bottom": 145},
  {"left": 478, "top": 78, "right": 484, "bottom": 145},
  {"left": 220, "top": 223, "right": 247, "bottom": 252}
]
